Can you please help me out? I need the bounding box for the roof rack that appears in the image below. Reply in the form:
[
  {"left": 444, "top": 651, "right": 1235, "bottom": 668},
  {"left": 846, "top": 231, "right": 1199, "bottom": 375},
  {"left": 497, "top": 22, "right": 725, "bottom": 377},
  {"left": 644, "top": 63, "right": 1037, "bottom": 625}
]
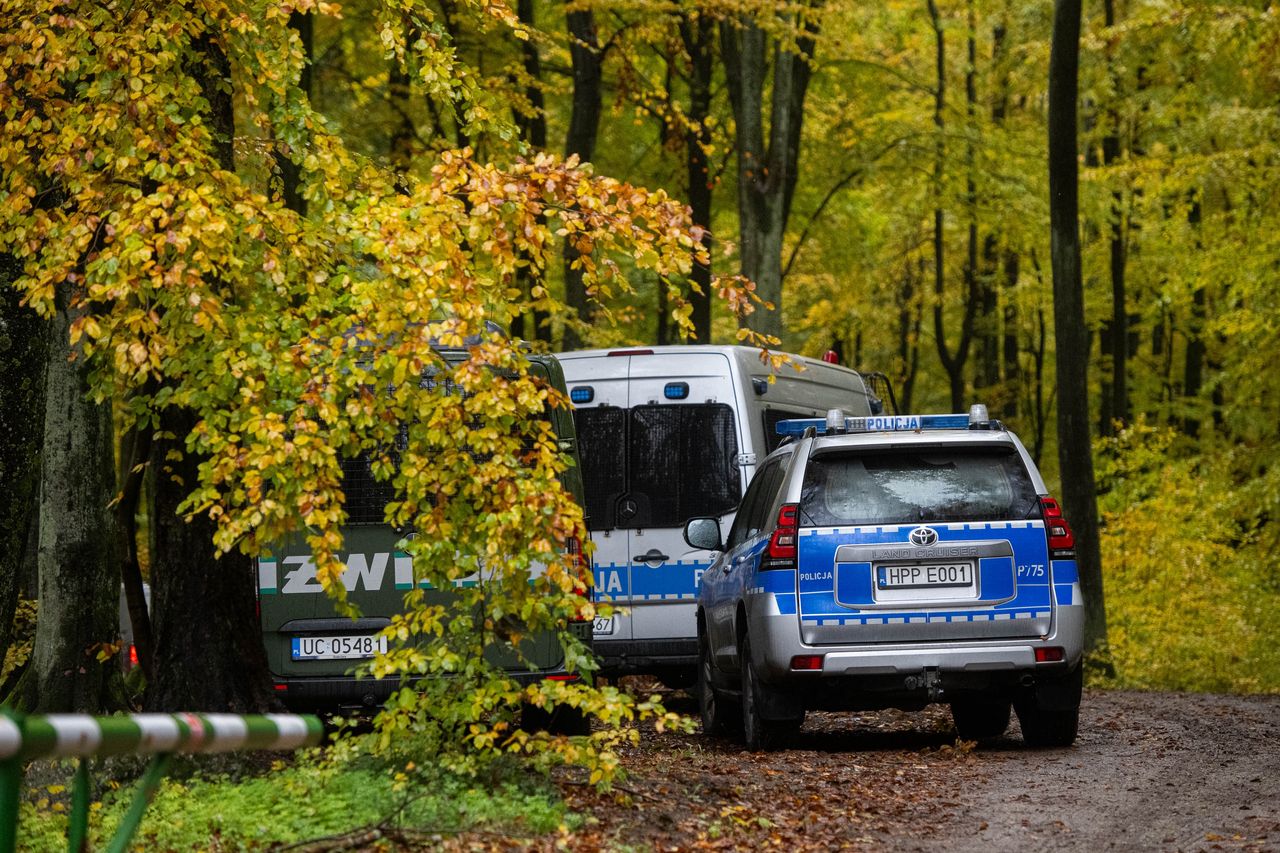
[{"left": 775, "top": 404, "right": 1004, "bottom": 437}]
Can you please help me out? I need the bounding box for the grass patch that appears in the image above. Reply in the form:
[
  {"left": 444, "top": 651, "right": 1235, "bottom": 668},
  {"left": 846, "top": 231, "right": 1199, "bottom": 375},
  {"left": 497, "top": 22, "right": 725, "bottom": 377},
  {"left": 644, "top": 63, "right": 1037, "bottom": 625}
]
[{"left": 17, "top": 738, "right": 576, "bottom": 852}]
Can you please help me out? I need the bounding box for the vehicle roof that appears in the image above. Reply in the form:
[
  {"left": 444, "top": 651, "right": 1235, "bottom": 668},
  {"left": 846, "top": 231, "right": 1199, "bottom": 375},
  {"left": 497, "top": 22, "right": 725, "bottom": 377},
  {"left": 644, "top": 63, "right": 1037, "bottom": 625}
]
[
  {"left": 790, "top": 427, "right": 1048, "bottom": 493},
  {"left": 553, "top": 344, "right": 864, "bottom": 378}
]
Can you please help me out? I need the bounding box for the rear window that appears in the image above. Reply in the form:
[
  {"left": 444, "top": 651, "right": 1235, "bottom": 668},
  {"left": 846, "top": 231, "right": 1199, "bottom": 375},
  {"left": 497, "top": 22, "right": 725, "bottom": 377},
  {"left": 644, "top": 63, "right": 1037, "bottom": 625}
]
[
  {"left": 575, "top": 406, "right": 627, "bottom": 529},
  {"left": 800, "top": 446, "right": 1039, "bottom": 526},
  {"left": 573, "top": 403, "right": 741, "bottom": 529}
]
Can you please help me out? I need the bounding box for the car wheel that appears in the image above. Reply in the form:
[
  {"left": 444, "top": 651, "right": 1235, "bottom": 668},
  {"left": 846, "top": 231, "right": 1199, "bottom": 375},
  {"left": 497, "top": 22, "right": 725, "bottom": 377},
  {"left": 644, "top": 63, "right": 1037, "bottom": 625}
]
[
  {"left": 740, "top": 635, "right": 799, "bottom": 751},
  {"left": 950, "top": 698, "right": 1012, "bottom": 740},
  {"left": 698, "top": 631, "right": 739, "bottom": 737}
]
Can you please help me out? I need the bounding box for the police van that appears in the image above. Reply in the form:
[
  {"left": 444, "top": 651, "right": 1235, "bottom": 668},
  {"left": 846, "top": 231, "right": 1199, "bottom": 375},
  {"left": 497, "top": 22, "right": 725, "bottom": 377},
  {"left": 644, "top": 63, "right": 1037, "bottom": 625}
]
[
  {"left": 686, "top": 406, "right": 1084, "bottom": 749},
  {"left": 257, "top": 348, "right": 591, "bottom": 725},
  {"left": 555, "top": 345, "right": 882, "bottom": 686}
]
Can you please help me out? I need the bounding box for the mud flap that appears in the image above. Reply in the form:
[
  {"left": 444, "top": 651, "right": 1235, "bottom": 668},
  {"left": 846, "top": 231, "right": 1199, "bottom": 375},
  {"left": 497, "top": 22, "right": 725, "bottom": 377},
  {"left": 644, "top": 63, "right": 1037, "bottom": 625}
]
[
  {"left": 756, "top": 681, "right": 805, "bottom": 721},
  {"left": 1032, "top": 665, "right": 1083, "bottom": 712}
]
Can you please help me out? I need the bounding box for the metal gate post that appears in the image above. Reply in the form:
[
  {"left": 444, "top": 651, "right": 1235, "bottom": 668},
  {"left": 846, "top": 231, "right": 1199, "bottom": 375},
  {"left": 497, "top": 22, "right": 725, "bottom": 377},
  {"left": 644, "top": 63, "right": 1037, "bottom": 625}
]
[
  {"left": 104, "top": 753, "right": 171, "bottom": 853},
  {"left": 67, "top": 757, "right": 91, "bottom": 853},
  {"left": 0, "top": 707, "right": 25, "bottom": 853}
]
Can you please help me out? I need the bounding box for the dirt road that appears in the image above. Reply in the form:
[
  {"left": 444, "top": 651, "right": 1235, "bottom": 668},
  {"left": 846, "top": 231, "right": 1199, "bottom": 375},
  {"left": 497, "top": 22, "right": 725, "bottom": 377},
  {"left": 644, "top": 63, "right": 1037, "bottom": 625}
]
[{"left": 557, "top": 689, "right": 1280, "bottom": 851}]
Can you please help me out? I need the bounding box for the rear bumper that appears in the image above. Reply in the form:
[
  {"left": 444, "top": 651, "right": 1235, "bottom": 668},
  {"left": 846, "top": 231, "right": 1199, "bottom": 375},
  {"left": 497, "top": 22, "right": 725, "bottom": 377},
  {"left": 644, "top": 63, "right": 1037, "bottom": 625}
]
[
  {"left": 593, "top": 638, "right": 698, "bottom": 674},
  {"left": 744, "top": 588, "right": 1085, "bottom": 709}
]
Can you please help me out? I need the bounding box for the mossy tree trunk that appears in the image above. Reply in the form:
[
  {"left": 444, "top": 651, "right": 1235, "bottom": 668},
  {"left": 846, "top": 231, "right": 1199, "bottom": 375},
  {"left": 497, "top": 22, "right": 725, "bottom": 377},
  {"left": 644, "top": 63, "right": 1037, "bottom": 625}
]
[{"left": 8, "top": 278, "right": 120, "bottom": 712}]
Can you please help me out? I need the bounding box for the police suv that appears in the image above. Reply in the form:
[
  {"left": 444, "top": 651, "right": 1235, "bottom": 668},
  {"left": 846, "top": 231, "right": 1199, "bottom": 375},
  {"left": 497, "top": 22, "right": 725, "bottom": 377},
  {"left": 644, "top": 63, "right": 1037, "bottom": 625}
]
[{"left": 686, "top": 406, "right": 1083, "bottom": 750}]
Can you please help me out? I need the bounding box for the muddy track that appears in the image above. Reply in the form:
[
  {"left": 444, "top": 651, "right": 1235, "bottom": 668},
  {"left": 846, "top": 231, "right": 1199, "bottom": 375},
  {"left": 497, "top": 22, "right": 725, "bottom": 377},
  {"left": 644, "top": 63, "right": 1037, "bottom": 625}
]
[{"left": 544, "top": 689, "right": 1280, "bottom": 851}]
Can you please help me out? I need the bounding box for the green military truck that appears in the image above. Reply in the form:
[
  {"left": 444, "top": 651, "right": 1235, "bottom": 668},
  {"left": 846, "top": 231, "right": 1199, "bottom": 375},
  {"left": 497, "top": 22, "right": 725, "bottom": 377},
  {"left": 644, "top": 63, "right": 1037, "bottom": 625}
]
[{"left": 256, "top": 348, "right": 591, "bottom": 722}]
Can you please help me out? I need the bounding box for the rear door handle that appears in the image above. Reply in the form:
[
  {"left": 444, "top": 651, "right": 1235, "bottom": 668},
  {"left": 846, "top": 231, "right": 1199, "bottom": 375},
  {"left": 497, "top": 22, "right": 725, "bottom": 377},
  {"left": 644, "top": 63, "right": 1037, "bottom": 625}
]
[{"left": 633, "top": 549, "right": 670, "bottom": 564}]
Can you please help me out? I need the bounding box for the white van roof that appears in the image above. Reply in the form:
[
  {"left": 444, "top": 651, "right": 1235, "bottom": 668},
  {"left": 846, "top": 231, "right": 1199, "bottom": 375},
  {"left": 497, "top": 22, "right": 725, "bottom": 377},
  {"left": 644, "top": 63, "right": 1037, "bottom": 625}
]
[{"left": 555, "top": 345, "right": 873, "bottom": 409}]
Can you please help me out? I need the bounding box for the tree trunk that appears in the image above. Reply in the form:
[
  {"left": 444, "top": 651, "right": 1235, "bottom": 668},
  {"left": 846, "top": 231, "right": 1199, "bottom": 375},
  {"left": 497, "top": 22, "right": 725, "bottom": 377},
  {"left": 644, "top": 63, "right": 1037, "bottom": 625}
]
[
  {"left": 1048, "top": 0, "right": 1106, "bottom": 651},
  {"left": 138, "top": 28, "right": 277, "bottom": 713},
  {"left": 721, "top": 6, "right": 818, "bottom": 343},
  {"left": 681, "top": 12, "right": 715, "bottom": 344},
  {"left": 1099, "top": 0, "right": 1128, "bottom": 435},
  {"left": 146, "top": 407, "right": 277, "bottom": 712},
  {"left": 278, "top": 10, "right": 313, "bottom": 215},
  {"left": 0, "top": 254, "right": 46, "bottom": 673},
  {"left": 561, "top": 2, "right": 603, "bottom": 349},
  {"left": 927, "top": 0, "right": 976, "bottom": 412},
  {"left": 895, "top": 255, "right": 923, "bottom": 414},
  {"left": 511, "top": 0, "right": 550, "bottom": 341},
  {"left": 8, "top": 279, "right": 120, "bottom": 712}
]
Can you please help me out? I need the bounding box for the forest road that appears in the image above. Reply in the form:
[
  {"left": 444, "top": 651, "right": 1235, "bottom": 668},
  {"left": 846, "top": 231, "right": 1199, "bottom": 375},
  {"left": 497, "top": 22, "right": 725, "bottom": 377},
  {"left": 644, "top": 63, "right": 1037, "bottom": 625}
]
[{"left": 558, "top": 688, "right": 1280, "bottom": 852}]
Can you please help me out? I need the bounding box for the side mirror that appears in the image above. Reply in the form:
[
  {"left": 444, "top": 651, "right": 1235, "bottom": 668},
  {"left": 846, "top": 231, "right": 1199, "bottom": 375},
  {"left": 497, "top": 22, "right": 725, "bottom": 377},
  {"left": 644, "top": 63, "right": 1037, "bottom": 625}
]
[{"left": 683, "top": 517, "right": 723, "bottom": 552}]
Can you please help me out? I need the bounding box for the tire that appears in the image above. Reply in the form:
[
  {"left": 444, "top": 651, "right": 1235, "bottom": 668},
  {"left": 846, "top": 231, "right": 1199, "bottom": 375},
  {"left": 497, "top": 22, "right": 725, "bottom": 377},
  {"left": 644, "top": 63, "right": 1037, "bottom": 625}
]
[
  {"left": 950, "top": 699, "right": 1012, "bottom": 740},
  {"left": 698, "top": 632, "right": 739, "bottom": 737},
  {"left": 1015, "top": 667, "right": 1082, "bottom": 748},
  {"left": 740, "top": 635, "right": 800, "bottom": 752}
]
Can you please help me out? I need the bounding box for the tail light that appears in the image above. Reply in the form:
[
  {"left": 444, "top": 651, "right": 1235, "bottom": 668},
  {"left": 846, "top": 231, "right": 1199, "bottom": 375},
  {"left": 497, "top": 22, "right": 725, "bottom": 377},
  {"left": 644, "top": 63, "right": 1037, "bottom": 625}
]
[
  {"left": 764, "top": 503, "right": 799, "bottom": 569},
  {"left": 1040, "top": 497, "right": 1075, "bottom": 556},
  {"left": 128, "top": 644, "right": 139, "bottom": 669},
  {"left": 1035, "top": 646, "right": 1065, "bottom": 663}
]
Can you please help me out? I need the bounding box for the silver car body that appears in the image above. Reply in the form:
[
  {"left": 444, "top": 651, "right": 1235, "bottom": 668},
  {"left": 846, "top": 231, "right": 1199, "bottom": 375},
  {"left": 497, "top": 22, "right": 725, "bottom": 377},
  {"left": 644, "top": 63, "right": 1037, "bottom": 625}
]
[{"left": 699, "top": 417, "right": 1084, "bottom": 710}]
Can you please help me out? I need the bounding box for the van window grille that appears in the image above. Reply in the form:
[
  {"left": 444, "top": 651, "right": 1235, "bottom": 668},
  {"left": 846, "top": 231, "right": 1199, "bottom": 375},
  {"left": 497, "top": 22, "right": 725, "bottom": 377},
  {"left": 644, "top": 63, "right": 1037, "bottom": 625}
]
[
  {"left": 627, "top": 404, "right": 740, "bottom": 528},
  {"left": 341, "top": 453, "right": 399, "bottom": 525},
  {"left": 573, "top": 406, "right": 627, "bottom": 530}
]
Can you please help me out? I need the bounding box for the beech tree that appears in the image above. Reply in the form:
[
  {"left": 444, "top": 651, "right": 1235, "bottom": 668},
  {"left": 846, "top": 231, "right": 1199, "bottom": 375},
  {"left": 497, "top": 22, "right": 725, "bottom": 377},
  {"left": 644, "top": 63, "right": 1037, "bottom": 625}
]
[{"left": 1, "top": 0, "right": 765, "bottom": 774}]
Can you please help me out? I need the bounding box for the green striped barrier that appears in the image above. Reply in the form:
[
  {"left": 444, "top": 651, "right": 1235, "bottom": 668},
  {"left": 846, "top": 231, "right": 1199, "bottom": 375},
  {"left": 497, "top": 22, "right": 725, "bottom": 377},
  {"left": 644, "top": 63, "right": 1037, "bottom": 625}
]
[{"left": 0, "top": 707, "right": 323, "bottom": 853}]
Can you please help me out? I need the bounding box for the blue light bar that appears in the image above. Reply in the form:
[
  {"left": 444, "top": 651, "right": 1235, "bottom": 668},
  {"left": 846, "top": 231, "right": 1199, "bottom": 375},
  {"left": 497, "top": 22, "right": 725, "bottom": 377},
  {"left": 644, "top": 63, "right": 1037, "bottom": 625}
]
[
  {"left": 774, "top": 413, "right": 973, "bottom": 436},
  {"left": 570, "top": 386, "right": 594, "bottom": 404},
  {"left": 664, "top": 382, "right": 690, "bottom": 400}
]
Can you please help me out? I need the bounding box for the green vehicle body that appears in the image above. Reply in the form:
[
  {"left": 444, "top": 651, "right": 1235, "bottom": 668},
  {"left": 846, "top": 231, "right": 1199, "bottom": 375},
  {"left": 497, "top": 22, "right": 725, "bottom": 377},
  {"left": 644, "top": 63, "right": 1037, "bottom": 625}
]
[{"left": 256, "top": 351, "right": 591, "bottom": 711}]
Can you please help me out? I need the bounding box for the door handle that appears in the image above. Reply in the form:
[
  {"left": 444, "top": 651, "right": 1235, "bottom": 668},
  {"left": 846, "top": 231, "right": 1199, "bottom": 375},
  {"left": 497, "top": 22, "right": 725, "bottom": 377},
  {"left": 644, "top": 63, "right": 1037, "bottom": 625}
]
[{"left": 632, "top": 549, "right": 670, "bottom": 564}]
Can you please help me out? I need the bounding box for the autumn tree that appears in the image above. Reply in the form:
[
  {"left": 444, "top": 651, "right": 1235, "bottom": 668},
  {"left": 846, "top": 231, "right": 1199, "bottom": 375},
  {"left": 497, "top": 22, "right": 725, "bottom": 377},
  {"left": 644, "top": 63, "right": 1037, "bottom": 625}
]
[{"left": 1, "top": 0, "right": 758, "bottom": 774}]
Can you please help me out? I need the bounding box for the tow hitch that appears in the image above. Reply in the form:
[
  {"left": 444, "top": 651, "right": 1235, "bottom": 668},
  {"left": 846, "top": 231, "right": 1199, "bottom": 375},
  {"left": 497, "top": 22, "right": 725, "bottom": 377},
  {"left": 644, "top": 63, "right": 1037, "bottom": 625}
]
[{"left": 904, "top": 668, "right": 944, "bottom": 702}]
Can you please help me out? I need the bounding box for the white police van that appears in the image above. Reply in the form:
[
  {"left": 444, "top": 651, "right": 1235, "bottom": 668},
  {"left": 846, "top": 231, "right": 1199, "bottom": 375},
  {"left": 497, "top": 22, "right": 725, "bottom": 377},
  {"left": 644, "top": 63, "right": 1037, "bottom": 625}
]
[
  {"left": 555, "top": 346, "right": 880, "bottom": 686},
  {"left": 686, "top": 406, "right": 1084, "bottom": 749}
]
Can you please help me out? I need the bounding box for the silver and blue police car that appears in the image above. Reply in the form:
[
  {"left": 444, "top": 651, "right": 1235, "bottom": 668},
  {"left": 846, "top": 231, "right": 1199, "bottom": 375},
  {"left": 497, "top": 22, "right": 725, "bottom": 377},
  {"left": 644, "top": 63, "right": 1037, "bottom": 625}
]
[{"left": 684, "top": 405, "right": 1084, "bottom": 750}]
